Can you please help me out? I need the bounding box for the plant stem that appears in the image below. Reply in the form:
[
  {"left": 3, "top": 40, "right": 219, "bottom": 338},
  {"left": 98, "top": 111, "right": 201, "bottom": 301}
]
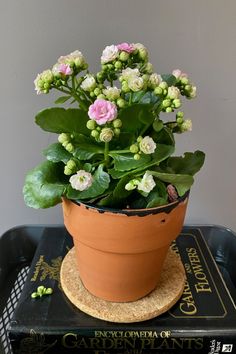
[
  {"left": 104, "top": 142, "right": 110, "bottom": 168},
  {"left": 109, "top": 149, "right": 130, "bottom": 154}
]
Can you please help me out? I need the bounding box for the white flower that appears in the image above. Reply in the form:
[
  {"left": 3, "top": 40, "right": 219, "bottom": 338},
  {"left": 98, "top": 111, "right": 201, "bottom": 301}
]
[
  {"left": 168, "top": 86, "right": 180, "bottom": 100},
  {"left": 128, "top": 76, "right": 144, "bottom": 92},
  {"left": 101, "top": 45, "right": 119, "bottom": 64},
  {"left": 81, "top": 75, "right": 96, "bottom": 92},
  {"left": 137, "top": 173, "right": 156, "bottom": 194},
  {"left": 149, "top": 73, "right": 161, "bottom": 88},
  {"left": 34, "top": 70, "right": 53, "bottom": 94},
  {"left": 134, "top": 43, "right": 147, "bottom": 51},
  {"left": 139, "top": 136, "right": 156, "bottom": 154},
  {"left": 181, "top": 119, "right": 192, "bottom": 132},
  {"left": 189, "top": 86, "right": 197, "bottom": 98},
  {"left": 121, "top": 68, "right": 140, "bottom": 81},
  {"left": 34, "top": 74, "right": 43, "bottom": 94},
  {"left": 103, "top": 86, "right": 121, "bottom": 100},
  {"left": 69, "top": 170, "right": 93, "bottom": 191}
]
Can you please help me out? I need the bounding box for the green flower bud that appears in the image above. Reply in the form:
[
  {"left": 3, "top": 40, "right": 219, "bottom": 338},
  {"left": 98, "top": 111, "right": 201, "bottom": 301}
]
[
  {"left": 173, "top": 99, "right": 181, "bottom": 108},
  {"left": 58, "top": 133, "right": 70, "bottom": 144},
  {"left": 107, "top": 64, "right": 114, "bottom": 71},
  {"left": 90, "top": 92, "right": 95, "bottom": 98},
  {"left": 121, "top": 81, "right": 130, "bottom": 93},
  {"left": 125, "top": 179, "right": 140, "bottom": 191},
  {"left": 181, "top": 77, "right": 189, "bottom": 85},
  {"left": 65, "top": 143, "right": 74, "bottom": 153},
  {"left": 138, "top": 48, "right": 148, "bottom": 61},
  {"left": 117, "top": 98, "right": 126, "bottom": 108},
  {"left": 177, "top": 111, "right": 184, "bottom": 118},
  {"left": 130, "top": 144, "right": 139, "bottom": 153},
  {"left": 114, "top": 128, "right": 120, "bottom": 136},
  {"left": 97, "top": 94, "right": 105, "bottom": 99},
  {"left": 163, "top": 99, "right": 171, "bottom": 108},
  {"left": 137, "top": 136, "right": 143, "bottom": 143},
  {"left": 119, "top": 51, "right": 129, "bottom": 61},
  {"left": 115, "top": 61, "right": 122, "bottom": 70},
  {"left": 31, "top": 292, "right": 38, "bottom": 299},
  {"left": 144, "top": 62, "right": 153, "bottom": 74},
  {"left": 43, "top": 82, "right": 50, "bottom": 90},
  {"left": 159, "top": 82, "right": 168, "bottom": 90},
  {"left": 91, "top": 130, "right": 100, "bottom": 139},
  {"left": 112, "top": 119, "right": 122, "bottom": 128},
  {"left": 185, "top": 84, "right": 191, "bottom": 92},
  {"left": 67, "top": 159, "right": 76, "bottom": 170},
  {"left": 153, "top": 120, "right": 164, "bottom": 132},
  {"left": 166, "top": 107, "right": 172, "bottom": 113},
  {"left": 154, "top": 87, "right": 163, "bottom": 95},
  {"left": 96, "top": 72, "right": 104, "bottom": 82},
  {"left": 94, "top": 88, "right": 101, "bottom": 96},
  {"left": 176, "top": 117, "right": 183, "bottom": 124},
  {"left": 45, "top": 288, "right": 53, "bottom": 295},
  {"left": 134, "top": 153, "right": 141, "bottom": 160},
  {"left": 100, "top": 128, "right": 114, "bottom": 142},
  {"left": 64, "top": 166, "right": 72, "bottom": 175},
  {"left": 96, "top": 126, "right": 101, "bottom": 131},
  {"left": 86, "top": 119, "right": 97, "bottom": 130}
]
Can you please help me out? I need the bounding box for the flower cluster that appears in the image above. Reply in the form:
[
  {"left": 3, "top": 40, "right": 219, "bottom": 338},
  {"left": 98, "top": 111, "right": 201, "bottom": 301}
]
[{"left": 24, "top": 43, "right": 205, "bottom": 210}]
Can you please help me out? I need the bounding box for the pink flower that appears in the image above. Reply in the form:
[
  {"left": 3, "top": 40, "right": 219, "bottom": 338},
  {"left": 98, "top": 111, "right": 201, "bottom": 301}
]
[
  {"left": 55, "top": 63, "right": 72, "bottom": 76},
  {"left": 117, "top": 42, "right": 135, "bottom": 53},
  {"left": 172, "top": 69, "right": 188, "bottom": 80},
  {"left": 88, "top": 99, "right": 117, "bottom": 125}
]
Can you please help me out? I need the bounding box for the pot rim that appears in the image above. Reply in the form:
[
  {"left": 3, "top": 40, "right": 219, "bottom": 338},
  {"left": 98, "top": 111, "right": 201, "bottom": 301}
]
[{"left": 67, "top": 190, "right": 189, "bottom": 217}]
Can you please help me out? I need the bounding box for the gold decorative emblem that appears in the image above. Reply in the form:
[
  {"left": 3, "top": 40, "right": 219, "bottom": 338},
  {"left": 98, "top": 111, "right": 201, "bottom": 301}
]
[{"left": 17, "top": 329, "right": 57, "bottom": 354}]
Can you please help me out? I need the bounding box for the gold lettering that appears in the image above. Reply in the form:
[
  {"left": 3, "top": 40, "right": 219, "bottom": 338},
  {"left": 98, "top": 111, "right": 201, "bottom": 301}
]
[
  {"left": 30, "top": 255, "right": 44, "bottom": 281},
  {"left": 195, "top": 282, "right": 212, "bottom": 293},
  {"left": 62, "top": 333, "right": 78, "bottom": 348}
]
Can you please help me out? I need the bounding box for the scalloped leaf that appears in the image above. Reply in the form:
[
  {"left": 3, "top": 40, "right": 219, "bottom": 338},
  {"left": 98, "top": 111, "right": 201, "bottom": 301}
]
[
  {"left": 35, "top": 108, "right": 90, "bottom": 136},
  {"left": 23, "top": 161, "right": 67, "bottom": 209}
]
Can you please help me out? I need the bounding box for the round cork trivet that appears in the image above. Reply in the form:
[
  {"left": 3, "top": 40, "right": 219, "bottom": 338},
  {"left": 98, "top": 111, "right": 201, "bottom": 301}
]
[{"left": 60, "top": 247, "right": 185, "bottom": 323}]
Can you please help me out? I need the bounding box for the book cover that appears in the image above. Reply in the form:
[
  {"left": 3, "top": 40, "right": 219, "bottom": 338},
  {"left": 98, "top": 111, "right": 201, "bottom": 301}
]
[{"left": 9, "top": 226, "right": 236, "bottom": 354}]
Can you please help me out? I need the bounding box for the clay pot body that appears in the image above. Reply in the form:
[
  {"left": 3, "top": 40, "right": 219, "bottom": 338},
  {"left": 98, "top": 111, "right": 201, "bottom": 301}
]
[{"left": 62, "top": 195, "right": 188, "bottom": 302}]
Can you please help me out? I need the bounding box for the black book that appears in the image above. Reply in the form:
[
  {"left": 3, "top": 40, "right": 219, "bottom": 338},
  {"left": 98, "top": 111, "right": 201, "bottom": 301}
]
[{"left": 9, "top": 226, "right": 236, "bottom": 354}]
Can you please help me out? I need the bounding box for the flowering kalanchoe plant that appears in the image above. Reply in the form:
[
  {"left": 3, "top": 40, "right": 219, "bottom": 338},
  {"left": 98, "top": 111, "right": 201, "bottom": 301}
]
[{"left": 23, "top": 43, "right": 205, "bottom": 209}]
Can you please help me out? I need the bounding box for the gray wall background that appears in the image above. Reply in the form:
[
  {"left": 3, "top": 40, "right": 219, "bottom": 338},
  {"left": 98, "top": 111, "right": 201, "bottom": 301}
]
[{"left": 0, "top": 0, "right": 236, "bottom": 235}]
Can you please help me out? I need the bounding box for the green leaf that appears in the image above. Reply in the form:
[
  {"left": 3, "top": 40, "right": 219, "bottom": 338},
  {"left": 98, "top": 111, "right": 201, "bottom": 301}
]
[
  {"left": 149, "top": 170, "right": 194, "bottom": 196},
  {"left": 152, "top": 127, "right": 175, "bottom": 146},
  {"left": 139, "top": 91, "right": 161, "bottom": 105},
  {"left": 35, "top": 108, "right": 90, "bottom": 136},
  {"left": 109, "top": 144, "right": 174, "bottom": 179},
  {"left": 167, "top": 151, "right": 205, "bottom": 176},
  {"left": 110, "top": 153, "right": 151, "bottom": 172},
  {"left": 130, "top": 91, "right": 146, "bottom": 103},
  {"left": 146, "top": 196, "right": 167, "bottom": 208},
  {"left": 66, "top": 164, "right": 110, "bottom": 200},
  {"left": 73, "top": 135, "right": 104, "bottom": 160},
  {"left": 54, "top": 96, "right": 71, "bottom": 104},
  {"left": 161, "top": 74, "right": 177, "bottom": 86},
  {"left": 118, "top": 105, "right": 153, "bottom": 133},
  {"left": 43, "top": 143, "right": 72, "bottom": 163},
  {"left": 98, "top": 175, "right": 132, "bottom": 208},
  {"left": 23, "top": 161, "right": 67, "bottom": 209},
  {"left": 152, "top": 144, "right": 175, "bottom": 165}
]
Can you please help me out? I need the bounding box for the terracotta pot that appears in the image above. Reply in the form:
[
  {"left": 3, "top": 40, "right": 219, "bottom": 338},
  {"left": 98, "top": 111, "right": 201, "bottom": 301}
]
[{"left": 62, "top": 194, "right": 189, "bottom": 302}]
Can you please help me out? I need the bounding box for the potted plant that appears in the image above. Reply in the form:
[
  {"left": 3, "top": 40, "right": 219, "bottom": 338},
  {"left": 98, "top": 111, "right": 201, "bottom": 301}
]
[{"left": 23, "top": 43, "right": 205, "bottom": 302}]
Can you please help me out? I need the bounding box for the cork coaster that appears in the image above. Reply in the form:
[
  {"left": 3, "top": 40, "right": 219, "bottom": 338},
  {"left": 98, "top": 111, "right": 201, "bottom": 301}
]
[{"left": 60, "top": 248, "right": 185, "bottom": 323}]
